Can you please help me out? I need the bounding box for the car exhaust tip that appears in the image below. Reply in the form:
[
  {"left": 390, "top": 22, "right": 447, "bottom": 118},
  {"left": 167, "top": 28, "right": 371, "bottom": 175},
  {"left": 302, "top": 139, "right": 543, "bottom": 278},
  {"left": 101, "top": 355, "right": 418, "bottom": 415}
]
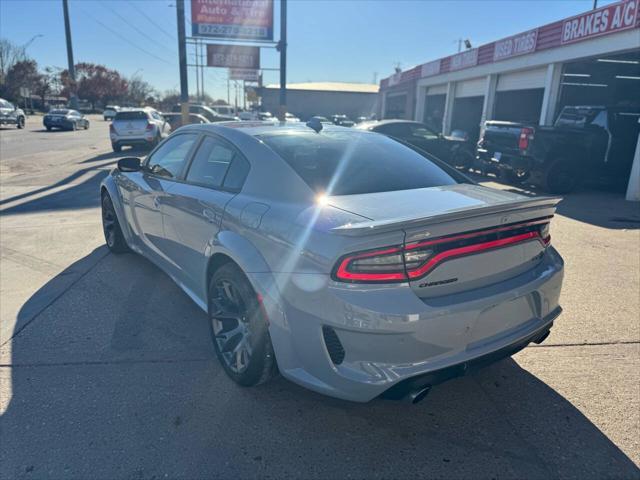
[{"left": 408, "top": 385, "right": 431, "bottom": 404}]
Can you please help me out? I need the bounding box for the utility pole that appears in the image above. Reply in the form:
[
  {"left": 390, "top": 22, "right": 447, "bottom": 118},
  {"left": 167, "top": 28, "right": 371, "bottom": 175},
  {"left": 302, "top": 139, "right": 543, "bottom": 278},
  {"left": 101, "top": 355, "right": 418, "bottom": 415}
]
[
  {"left": 62, "top": 0, "right": 78, "bottom": 109},
  {"left": 176, "top": 0, "right": 189, "bottom": 124},
  {"left": 593, "top": 0, "right": 598, "bottom": 9},
  {"left": 277, "top": 0, "right": 287, "bottom": 121}
]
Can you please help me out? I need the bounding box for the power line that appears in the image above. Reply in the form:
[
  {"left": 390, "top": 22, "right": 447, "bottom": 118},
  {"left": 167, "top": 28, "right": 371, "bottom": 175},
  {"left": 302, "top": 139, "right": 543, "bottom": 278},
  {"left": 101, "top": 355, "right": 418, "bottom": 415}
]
[
  {"left": 127, "top": 0, "right": 177, "bottom": 42},
  {"left": 99, "top": 3, "right": 177, "bottom": 56},
  {"left": 74, "top": 4, "right": 173, "bottom": 66}
]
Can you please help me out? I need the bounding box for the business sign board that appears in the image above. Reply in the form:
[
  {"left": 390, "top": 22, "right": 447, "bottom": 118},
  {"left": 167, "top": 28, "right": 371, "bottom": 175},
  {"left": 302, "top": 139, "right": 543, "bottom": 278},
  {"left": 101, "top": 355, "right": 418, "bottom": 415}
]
[
  {"left": 561, "top": 0, "right": 638, "bottom": 44},
  {"left": 229, "top": 68, "right": 259, "bottom": 81},
  {"left": 449, "top": 49, "right": 478, "bottom": 71},
  {"left": 207, "top": 44, "right": 260, "bottom": 69},
  {"left": 191, "top": 0, "right": 274, "bottom": 40},
  {"left": 493, "top": 29, "right": 538, "bottom": 61},
  {"left": 421, "top": 59, "right": 441, "bottom": 78}
]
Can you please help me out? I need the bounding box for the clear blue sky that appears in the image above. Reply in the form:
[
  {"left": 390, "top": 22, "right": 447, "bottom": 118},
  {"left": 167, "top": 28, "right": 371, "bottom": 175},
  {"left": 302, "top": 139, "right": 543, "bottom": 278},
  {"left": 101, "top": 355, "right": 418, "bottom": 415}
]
[{"left": 0, "top": 0, "right": 620, "bottom": 101}]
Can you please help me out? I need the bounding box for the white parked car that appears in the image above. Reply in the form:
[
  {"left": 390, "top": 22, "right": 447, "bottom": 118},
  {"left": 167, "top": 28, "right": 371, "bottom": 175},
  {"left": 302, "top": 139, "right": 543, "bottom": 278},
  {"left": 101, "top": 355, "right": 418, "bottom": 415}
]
[
  {"left": 109, "top": 108, "right": 171, "bottom": 152},
  {"left": 285, "top": 112, "right": 300, "bottom": 122},
  {"left": 211, "top": 105, "right": 236, "bottom": 117},
  {"left": 103, "top": 105, "right": 120, "bottom": 121}
]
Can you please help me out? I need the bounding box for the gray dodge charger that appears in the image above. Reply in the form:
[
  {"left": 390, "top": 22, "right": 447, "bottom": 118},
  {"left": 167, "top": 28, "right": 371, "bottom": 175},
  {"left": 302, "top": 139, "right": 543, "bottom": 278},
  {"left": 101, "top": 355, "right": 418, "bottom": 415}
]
[{"left": 100, "top": 121, "right": 564, "bottom": 403}]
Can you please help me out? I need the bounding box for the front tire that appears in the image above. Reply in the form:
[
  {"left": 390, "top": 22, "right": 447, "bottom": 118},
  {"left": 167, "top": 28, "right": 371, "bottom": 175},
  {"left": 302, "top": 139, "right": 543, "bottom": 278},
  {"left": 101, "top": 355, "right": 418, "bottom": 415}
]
[
  {"left": 101, "top": 193, "right": 130, "bottom": 253},
  {"left": 208, "top": 263, "right": 277, "bottom": 387},
  {"left": 112, "top": 143, "right": 122, "bottom": 153},
  {"left": 16, "top": 116, "right": 25, "bottom": 129}
]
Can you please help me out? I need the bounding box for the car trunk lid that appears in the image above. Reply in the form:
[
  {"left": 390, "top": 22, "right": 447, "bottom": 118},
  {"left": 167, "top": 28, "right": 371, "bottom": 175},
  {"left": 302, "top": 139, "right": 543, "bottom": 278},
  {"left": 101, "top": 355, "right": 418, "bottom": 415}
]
[{"left": 328, "top": 184, "right": 559, "bottom": 296}]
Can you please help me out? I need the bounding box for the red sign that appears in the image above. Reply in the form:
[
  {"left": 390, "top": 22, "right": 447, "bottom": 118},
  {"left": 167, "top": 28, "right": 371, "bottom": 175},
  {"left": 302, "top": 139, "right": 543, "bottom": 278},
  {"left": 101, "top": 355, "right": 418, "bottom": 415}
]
[
  {"left": 449, "top": 49, "right": 478, "bottom": 71},
  {"left": 421, "top": 59, "right": 441, "bottom": 78},
  {"left": 207, "top": 44, "right": 260, "bottom": 69},
  {"left": 493, "top": 29, "right": 538, "bottom": 61},
  {"left": 191, "top": 0, "right": 273, "bottom": 40},
  {"left": 561, "top": 0, "right": 638, "bottom": 44}
]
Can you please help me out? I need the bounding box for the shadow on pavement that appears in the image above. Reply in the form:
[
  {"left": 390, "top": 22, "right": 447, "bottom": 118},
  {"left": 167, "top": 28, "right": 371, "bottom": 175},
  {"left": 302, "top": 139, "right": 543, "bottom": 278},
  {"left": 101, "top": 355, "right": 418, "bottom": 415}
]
[
  {"left": 0, "top": 149, "right": 124, "bottom": 214},
  {"left": 470, "top": 173, "right": 640, "bottom": 230},
  {"left": 1, "top": 248, "right": 638, "bottom": 479}
]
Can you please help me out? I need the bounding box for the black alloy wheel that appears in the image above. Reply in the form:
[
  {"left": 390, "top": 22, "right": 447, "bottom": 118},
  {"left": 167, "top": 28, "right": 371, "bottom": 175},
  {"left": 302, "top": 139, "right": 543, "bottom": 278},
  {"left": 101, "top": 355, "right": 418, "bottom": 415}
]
[
  {"left": 101, "top": 193, "right": 130, "bottom": 253},
  {"left": 208, "top": 263, "right": 277, "bottom": 386}
]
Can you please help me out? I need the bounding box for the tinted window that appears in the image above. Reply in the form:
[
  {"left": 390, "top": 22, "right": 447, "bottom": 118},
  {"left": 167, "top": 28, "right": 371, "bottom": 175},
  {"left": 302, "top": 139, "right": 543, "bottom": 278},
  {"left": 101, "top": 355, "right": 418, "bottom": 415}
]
[
  {"left": 186, "top": 136, "right": 234, "bottom": 187},
  {"left": 223, "top": 155, "right": 250, "bottom": 191},
  {"left": 260, "top": 131, "right": 457, "bottom": 195},
  {"left": 146, "top": 133, "right": 197, "bottom": 178},
  {"left": 377, "top": 123, "right": 411, "bottom": 138},
  {"left": 409, "top": 123, "right": 439, "bottom": 140},
  {"left": 50, "top": 109, "right": 69, "bottom": 115},
  {"left": 115, "top": 111, "right": 148, "bottom": 121}
]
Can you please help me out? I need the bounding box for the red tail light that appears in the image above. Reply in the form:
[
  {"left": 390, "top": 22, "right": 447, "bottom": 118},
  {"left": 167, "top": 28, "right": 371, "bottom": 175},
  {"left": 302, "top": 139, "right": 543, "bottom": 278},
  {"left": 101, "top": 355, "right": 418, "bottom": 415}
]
[
  {"left": 146, "top": 123, "right": 154, "bottom": 131},
  {"left": 333, "top": 219, "right": 552, "bottom": 283},
  {"left": 518, "top": 127, "right": 534, "bottom": 150}
]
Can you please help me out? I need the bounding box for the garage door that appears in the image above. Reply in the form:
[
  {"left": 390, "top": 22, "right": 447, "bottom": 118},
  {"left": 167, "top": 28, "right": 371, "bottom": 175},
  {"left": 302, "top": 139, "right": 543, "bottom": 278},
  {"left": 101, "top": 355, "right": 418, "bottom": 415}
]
[
  {"left": 455, "top": 77, "right": 486, "bottom": 98},
  {"left": 497, "top": 67, "right": 547, "bottom": 91},
  {"left": 427, "top": 84, "right": 447, "bottom": 95}
]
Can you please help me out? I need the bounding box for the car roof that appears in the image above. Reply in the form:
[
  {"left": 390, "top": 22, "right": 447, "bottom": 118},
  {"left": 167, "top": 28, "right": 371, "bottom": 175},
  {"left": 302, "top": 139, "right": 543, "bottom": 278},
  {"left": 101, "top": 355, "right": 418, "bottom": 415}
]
[{"left": 178, "top": 121, "right": 362, "bottom": 138}]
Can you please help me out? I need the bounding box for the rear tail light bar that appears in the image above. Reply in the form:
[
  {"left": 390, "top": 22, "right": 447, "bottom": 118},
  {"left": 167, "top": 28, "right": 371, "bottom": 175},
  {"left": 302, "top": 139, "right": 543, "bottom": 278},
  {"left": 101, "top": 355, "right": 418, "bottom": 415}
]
[
  {"left": 333, "top": 218, "right": 552, "bottom": 283},
  {"left": 518, "top": 127, "right": 535, "bottom": 150}
]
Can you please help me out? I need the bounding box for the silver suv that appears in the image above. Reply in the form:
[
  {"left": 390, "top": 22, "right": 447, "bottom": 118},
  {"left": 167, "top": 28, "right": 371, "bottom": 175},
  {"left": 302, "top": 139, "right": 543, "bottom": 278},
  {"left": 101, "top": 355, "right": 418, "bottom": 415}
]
[{"left": 109, "top": 108, "right": 171, "bottom": 152}]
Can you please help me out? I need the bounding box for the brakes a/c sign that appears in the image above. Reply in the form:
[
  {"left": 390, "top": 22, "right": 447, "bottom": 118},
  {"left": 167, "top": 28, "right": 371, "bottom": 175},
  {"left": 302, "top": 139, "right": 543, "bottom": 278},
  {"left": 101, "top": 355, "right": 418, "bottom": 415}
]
[
  {"left": 191, "top": 0, "right": 273, "bottom": 40},
  {"left": 561, "top": 0, "right": 638, "bottom": 44}
]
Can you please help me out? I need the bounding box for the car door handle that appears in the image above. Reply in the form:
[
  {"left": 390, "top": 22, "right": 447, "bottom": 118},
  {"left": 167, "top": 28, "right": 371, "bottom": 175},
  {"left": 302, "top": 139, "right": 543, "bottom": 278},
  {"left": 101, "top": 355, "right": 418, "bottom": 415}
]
[{"left": 203, "top": 209, "right": 217, "bottom": 224}]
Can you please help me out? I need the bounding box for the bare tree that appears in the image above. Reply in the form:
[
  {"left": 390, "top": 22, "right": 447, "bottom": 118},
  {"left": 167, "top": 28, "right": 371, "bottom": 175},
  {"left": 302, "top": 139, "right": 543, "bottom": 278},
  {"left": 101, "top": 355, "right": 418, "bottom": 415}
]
[
  {"left": 126, "top": 75, "right": 156, "bottom": 106},
  {"left": 0, "top": 38, "right": 26, "bottom": 84}
]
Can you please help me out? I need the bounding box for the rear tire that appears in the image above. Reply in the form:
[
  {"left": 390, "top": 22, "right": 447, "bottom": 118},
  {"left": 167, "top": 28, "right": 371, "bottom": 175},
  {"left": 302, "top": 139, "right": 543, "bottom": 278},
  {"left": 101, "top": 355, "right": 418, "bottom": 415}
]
[
  {"left": 84, "top": 121, "right": 90, "bottom": 130},
  {"left": 112, "top": 143, "right": 122, "bottom": 153},
  {"left": 46, "top": 126, "right": 52, "bottom": 131},
  {"left": 101, "top": 193, "right": 130, "bottom": 254},
  {"left": 452, "top": 148, "right": 474, "bottom": 170},
  {"left": 543, "top": 160, "right": 578, "bottom": 194},
  {"left": 208, "top": 263, "right": 277, "bottom": 387}
]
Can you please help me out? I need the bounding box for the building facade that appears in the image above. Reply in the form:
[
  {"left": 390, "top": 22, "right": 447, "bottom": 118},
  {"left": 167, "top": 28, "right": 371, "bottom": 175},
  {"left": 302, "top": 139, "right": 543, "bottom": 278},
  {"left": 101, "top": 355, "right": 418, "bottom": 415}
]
[{"left": 379, "top": 0, "right": 640, "bottom": 145}]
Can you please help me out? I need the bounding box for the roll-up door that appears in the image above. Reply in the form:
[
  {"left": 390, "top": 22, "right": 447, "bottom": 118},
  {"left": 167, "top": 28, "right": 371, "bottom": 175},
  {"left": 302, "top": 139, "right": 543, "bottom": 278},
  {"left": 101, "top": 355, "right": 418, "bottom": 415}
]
[
  {"left": 497, "top": 67, "right": 547, "bottom": 91},
  {"left": 455, "top": 77, "right": 486, "bottom": 98}
]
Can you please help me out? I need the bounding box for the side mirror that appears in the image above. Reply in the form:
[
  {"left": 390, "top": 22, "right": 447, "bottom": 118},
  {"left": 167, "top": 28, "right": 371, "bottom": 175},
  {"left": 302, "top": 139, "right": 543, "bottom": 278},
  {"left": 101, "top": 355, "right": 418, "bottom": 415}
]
[{"left": 117, "top": 157, "right": 142, "bottom": 172}]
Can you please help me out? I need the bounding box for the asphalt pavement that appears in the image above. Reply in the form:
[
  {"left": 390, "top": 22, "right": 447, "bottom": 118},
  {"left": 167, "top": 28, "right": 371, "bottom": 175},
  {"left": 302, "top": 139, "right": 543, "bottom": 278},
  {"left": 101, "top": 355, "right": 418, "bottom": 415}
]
[{"left": 0, "top": 115, "right": 639, "bottom": 479}]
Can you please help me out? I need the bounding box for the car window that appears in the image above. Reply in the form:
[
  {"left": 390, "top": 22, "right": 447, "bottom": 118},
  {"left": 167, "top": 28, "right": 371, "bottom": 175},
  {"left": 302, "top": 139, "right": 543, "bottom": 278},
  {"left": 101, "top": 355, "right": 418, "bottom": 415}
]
[
  {"left": 114, "top": 111, "right": 148, "bottom": 121},
  {"left": 377, "top": 123, "right": 411, "bottom": 138},
  {"left": 409, "top": 124, "right": 439, "bottom": 140},
  {"left": 186, "top": 136, "right": 235, "bottom": 188},
  {"left": 146, "top": 133, "right": 198, "bottom": 179},
  {"left": 151, "top": 111, "right": 162, "bottom": 121},
  {"left": 260, "top": 131, "right": 457, "bottom": 195},
  {"left": 223, "top": 155, "right": 250, "bottom": 191}
]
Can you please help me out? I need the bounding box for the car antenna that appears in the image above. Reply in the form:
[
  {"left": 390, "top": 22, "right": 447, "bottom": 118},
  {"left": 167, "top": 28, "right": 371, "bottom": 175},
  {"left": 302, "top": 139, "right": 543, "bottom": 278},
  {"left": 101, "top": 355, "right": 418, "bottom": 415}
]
[{"left": 306, "top": 117, "right": 323, "bottom": 133}]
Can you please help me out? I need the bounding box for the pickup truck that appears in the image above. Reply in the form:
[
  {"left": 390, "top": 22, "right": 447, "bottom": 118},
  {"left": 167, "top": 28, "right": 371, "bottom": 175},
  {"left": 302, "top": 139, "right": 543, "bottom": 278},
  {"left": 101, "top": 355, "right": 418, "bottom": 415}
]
[{"left": 476, "top": 105, "right": 640, "bottom": 193}]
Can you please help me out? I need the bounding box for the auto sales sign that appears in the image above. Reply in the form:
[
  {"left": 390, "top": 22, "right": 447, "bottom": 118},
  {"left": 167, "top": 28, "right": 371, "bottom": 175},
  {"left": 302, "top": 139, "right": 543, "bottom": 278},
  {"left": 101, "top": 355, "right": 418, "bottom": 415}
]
[
  {"left": 561, "top": 0, "right": 638, "bottom": 44},
  {"left": 191, "top": 0, "right": 274, "bottom": 41}
]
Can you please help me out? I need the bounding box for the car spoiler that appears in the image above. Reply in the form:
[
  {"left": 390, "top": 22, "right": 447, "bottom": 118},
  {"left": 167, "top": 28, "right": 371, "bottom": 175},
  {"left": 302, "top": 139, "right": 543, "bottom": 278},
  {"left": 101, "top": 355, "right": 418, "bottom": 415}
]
[{"left": 330, "top": 196, "right": 562, "bottom": 236}]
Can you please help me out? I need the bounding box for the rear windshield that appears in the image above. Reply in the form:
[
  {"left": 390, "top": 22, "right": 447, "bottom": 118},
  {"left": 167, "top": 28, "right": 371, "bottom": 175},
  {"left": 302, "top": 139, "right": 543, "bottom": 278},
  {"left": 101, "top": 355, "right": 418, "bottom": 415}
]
[
  {"left": 555, "top": 108, "right": 600, "bottom": 127},
  {"left": 50, "top": 109, "right": 69, "bottom": 115},
  {"left": 260, "top": 131, "right": 457, "bottom": 195},
  {"left": 115, "top": 111, "right": 148, "bottom": 121}
]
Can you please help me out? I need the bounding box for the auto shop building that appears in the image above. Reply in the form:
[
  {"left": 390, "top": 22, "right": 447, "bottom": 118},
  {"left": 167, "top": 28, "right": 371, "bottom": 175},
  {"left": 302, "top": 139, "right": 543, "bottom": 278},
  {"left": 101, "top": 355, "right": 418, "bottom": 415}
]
[{"left": 379, "top": 0, "right": 640, "bottom": 145}]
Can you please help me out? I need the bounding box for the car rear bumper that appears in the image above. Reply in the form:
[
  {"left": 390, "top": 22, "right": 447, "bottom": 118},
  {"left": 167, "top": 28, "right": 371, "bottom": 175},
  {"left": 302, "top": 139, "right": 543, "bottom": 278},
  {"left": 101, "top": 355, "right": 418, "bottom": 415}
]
[
  {"left": 111, "top": 137, "right": 155, "bottom": 147},
  {"left": 259, "top": 246, "right": 564, "bottom": 402},
  {"left": 477, "top": 148, "right": 533, "bottom": 172}
]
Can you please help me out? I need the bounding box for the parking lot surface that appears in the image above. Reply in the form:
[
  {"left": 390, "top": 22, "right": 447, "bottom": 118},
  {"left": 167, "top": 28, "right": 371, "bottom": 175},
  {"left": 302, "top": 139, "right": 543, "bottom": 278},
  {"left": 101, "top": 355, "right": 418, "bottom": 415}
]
[{"left": 1, "top": 116, "right": 639, "bottom": 479}]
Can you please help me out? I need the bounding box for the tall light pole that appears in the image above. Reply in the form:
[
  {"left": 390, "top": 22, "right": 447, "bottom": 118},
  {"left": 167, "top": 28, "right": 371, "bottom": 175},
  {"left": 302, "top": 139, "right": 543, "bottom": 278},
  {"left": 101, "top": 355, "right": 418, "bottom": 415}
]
[
  {"left": 62, "top": 0, "right": 78, "bottom": 109},
  {"left": 176, "top": 0, "right": 189, "bottom": 124},
  {"left": 277, "top": 0, "right": 287, "bottom": 121},
  {"left": 23, "top": 34, "right": 44, "bottom": 52}
]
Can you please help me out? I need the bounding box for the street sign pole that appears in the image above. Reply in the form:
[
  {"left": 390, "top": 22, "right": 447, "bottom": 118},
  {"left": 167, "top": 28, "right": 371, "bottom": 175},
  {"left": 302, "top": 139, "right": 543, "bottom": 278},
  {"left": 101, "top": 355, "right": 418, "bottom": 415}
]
[
  {"left": 62, "top": 0, "right": 78, "bottom": 110},
  {"left": 176, "top": 0, "right": 189, "bottom": 125},
  {"left": 278, "top": 0, "right": 287, "bottom": 121}
]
